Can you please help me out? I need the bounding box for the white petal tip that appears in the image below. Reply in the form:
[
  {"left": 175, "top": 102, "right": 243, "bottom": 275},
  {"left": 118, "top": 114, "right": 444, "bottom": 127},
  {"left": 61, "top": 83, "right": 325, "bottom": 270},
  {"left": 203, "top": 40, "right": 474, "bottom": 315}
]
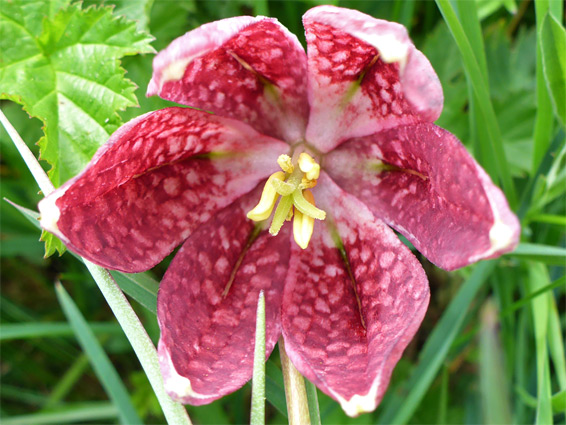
[
  {"left": 489, "top": 219, "right": 516, "bottom": 253},
  {"left": 38, "top": 190, "right": 66, "bottom": 236},
  {"left": 339, "top": 392, "right": 379, "bottom": 417}
]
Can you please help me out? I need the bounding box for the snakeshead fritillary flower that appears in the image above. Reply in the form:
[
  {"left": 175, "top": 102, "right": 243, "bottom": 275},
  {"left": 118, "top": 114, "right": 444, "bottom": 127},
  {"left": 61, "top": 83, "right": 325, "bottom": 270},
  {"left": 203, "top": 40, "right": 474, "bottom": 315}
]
[{"left": 38, "top": 6, "right": 520, "bottom": 416}]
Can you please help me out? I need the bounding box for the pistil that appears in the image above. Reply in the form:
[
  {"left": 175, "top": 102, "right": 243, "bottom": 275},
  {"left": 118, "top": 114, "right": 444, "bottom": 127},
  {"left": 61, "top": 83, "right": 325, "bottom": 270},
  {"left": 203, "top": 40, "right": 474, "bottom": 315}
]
[{"left": 247, "top": 153, "right": 326, "bottom": 249}]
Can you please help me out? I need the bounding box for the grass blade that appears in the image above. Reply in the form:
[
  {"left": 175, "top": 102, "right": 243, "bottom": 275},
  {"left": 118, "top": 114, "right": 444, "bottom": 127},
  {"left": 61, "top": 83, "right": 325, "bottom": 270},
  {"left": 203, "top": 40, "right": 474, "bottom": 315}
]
[
  {"left": 508, "top": 242, "right": 566, "bottom": 265},
  {"left": 527, "top": 263, "right": 553, "bottom": 424},
  {"left": 435, "top": 0, "right": 517, "bottom": 207},
  {"left": 0, "top": 322, "right": 121, "bottom": 340},
  {"left": 305, "top": 380, "right": 321, "bottom": 425},
  {"left": 541, "top": 13, "right": 566, "bottom": 126},
  {"left": 480, "top": 299, "right": 512, "bottom": 424},
  {"left": 0, "top": 402, "right": 118, "bottom": 425},
  {"left": 55, "top": 282, "right": 142, "bottom": 425},
  {"left": 376, "top": 261, "right": 496, "bottom": 424}
]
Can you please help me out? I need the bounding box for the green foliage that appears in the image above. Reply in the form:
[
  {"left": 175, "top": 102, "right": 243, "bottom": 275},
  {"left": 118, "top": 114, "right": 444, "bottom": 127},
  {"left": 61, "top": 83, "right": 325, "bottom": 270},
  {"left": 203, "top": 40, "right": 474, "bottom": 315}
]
[
  {"left": 0, "top": 0, "right": 153, "bottom": 187},
  {"left": 541, "top": 13, "right": 566, "bottom": 126}
]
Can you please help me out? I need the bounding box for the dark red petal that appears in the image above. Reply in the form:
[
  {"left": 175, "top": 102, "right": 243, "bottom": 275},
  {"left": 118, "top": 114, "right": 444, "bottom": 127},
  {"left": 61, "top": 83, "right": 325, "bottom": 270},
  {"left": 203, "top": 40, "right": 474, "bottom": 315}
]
[
  {"left": 325, "top": 123, "right": 520, "bottom": 270},
  {"left": 157, "top": 190, "right": 290, "bottom": 405},
  {"left": 38, "top": 107, "right": 288, "bottom": 272},
  {"left": 303, "top": 6, "right": 443, "bottom": 152},
  {"left": 148, "top": 17, "right": 309, "bottom": 142},
  {"left": 281, "top": 174, "right": 429, "bottom": 416}
]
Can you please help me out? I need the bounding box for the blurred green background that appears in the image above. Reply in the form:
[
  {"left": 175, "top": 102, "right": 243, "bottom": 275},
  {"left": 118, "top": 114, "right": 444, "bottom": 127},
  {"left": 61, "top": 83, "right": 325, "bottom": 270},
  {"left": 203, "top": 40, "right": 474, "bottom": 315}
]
[{"left": 1, "top": 0, "right": 564, "bottom": 424}]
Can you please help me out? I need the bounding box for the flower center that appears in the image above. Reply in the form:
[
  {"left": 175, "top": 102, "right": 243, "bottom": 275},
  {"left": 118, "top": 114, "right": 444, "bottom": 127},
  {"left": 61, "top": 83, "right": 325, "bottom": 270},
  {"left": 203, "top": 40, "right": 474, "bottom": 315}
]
[{"left": 247, "top": 152, "right": 326, "bottom": 249}]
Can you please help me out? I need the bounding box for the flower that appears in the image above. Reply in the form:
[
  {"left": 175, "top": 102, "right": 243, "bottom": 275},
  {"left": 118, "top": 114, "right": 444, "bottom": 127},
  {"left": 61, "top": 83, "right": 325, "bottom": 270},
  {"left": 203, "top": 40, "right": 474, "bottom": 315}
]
[{"left": 38, "top": 5, "right": 520, "bottom": 417}]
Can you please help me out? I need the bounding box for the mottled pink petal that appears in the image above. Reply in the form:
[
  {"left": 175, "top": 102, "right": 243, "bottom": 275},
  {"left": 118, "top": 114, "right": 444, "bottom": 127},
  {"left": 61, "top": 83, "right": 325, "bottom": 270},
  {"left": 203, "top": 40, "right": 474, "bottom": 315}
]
[
  {"left": 38, "top": 108, "right": 288, "bottom": 272},
  {"left": 147, "top": 16, "right": 308, "bottom": 142},
  {"left": 281, "top": 173, "right": 429, "bottom": 416},
  {"left": 325, "top": 123, "right": 520, "bottom": 270},
  {"left": 303, "top": 5, "right": 443, "bottom": 152},
  {"left": 158, "top": 189, "right": 290, "bottom": 405}
]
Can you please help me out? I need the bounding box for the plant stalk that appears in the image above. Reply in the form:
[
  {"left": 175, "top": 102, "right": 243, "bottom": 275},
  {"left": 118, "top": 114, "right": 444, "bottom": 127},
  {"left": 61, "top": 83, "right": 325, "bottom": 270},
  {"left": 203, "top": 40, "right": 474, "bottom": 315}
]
[{"left": 279, "top": 337, "right": 311, "bottom": 425}]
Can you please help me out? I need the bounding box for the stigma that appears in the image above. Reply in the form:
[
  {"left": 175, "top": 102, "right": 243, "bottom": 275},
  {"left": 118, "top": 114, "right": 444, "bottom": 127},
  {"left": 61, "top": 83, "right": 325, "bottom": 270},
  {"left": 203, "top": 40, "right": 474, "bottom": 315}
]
[{"left": 247, "top": 153, "right": 326, "bottom": 249}]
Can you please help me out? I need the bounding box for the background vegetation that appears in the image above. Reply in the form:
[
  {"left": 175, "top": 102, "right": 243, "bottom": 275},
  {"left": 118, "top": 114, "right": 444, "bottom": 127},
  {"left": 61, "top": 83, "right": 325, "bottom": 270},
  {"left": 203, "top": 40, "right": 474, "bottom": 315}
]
[{"left": 1, "top": 0, "right": 564, "bottom": 424}]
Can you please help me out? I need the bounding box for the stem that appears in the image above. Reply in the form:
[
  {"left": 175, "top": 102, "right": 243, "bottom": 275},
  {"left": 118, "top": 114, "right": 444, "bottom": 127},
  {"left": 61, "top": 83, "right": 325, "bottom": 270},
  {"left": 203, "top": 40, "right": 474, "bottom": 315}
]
[
  {"left": 84, "top": 262, "right": 191, "bottom": 425},
  {"left": 0, "top": 109, "right": 54, "bottom": 196},
  {"left": 1, "top": 110, "right": 191, "bottom": 425},
  {"left": 250, "top": 291, "right": 266, "bottom": 425},
  {"left": 279, "top": 337, "right": 311, "bottom": 425}
]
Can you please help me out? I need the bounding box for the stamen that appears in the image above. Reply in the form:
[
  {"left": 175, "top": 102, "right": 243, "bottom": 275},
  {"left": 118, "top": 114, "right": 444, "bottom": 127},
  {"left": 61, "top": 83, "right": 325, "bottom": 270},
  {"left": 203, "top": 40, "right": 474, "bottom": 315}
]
[
  {"left": 293, "top": 190, "right": 316, "bottom": 249},
  {"left": 247, "top": 151, "right": 326, "bottom": 249},
  {"left": 298, "top": 152, "right": 320, "bottom": 180},
  {"left": 277, "top": 154, "right": 294, "bottom": 173},
  {"left": 247, "top": 171, "right": 286, "bottom": 221}
]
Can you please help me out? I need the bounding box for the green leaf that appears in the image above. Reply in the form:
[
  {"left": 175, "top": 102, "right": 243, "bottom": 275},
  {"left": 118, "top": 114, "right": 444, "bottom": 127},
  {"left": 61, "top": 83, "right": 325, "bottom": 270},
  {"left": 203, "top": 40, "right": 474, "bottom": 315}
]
[
  {"left": 109, "top": 271, "right": 158, "bottom": 315},
  {"left": 552, "top": 389, "right": 566, "bottom": 414},
  {"left": 55, "top": 282, "right": 142, "bottom": 425},
  {"left": 479, "top": 299, "right": 512, "bottom": 424},
  {"left": 527, "top": 263, "right": 553, "bottom": 425},
  {"left": 0, "top": 1, "right": 154, "bottom": 187},
  {"left": 0, "top": 402, "right": 119, "bottom": 425},
  {"left": 508, "top": 242, "right": 566, "bottom": 265},
  {"left": 541, "top": 13, "right": 566, "bottom": 126},
  {"left": 0, "top": 321, "right": 121, "bottom": 340},
  {"left": 40, "top": 229, "right": 66, "bottom": 257}
]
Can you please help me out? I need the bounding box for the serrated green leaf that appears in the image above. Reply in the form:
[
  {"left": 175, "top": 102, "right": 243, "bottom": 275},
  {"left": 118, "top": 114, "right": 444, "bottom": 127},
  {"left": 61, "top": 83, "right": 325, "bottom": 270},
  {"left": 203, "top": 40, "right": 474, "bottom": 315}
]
[
  {"left": 0, "top": 1, "right": 154, "bottom": 187},
  {"left": 541, "top": 13, "right": 566, "bottom": 126},
  {"left": 40, "top": 229, "right": 66, "bottom": 257}
]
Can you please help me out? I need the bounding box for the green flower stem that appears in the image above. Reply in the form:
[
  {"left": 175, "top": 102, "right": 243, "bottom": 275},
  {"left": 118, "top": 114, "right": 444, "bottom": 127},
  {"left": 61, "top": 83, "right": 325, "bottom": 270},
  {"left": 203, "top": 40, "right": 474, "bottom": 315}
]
[
  {"left": 0, "top": 110, "right": 54, "bottom": 197},
  {"left": 279, "top": 337, "right": 311, "bottom": 425},
  {"left": 84, "top": 262, "right": 191, "bottom": 425},
  {"left": 250, "top": 291, "right": 266, "bottom": 425},
  {"left": 1, "top": 110, "right": 192, "bottom": 425}
]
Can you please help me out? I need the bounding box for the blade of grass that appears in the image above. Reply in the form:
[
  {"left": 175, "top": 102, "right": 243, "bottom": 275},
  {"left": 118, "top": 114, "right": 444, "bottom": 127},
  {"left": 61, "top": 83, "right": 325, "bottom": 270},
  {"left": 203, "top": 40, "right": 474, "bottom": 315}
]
[
  {"left": 508, "top": 242, "right": 566, "bottom": 265},
  {"left": 0, "top": 322, "right": 121, "bottom": 340},
  {"left": 437, "top": 365, "right": 449, "bottom": 425},
  {"left": 533, "top": 0, "right": 557, "bottom": 172},
  {"left": 109, "top": 271, "right": 157, "bottom": 314},
  {"left": 55, "top": 282, "right": 142, "bottom": 425},
  {"left": 0, "top": 402, "right": 118, "bottom": 425},
  {"left": 455, "top": 0, "right": 498, "bottom": 178},
  {"left": 480, "top": 299, "right": 512, "bottom": 424},
  {"left": 529, "top": 214, "right": 566, "bottom": 226},
  {"left": 435, "top": 0, "right": 517, "bottom": 207},
  {"left": 376, "top": 260, "right": 496, "bottom": 424},
  {"left": 266, "top": 360, "right": 288, "bottom": 417},
  {"left": 541, "top": 13, "right": 566, "bottom": 126},
  {"left": 500, "top": 276, "right": 565, "bottom": 317},
  {"left": 43, "top": 354, "right": 90, "bottom": 409},
  {"left": 548, "top": 296, "right": 566, "bottom": 405},
  {"left": 527, "top": 263, "right": 553, "bottom": 424},
  {"left": 251, "top": 291, "right": 266, "bottom": 425},
  {"left": 305, "top": 380, "right": 321, "bottom": 425},
  {"left": 552, "top": 389, "right": 566, "bottom": 414}
]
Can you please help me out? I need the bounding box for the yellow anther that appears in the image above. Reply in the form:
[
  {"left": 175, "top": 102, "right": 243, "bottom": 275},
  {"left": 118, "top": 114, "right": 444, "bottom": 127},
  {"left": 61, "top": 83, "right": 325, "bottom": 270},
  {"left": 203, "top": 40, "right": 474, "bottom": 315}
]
[
  {"left": 298, "top": 152, "right": 320, "bottom": 181},
  {"left": 277, "top": 154, "right": 294, "bottom": 173},
  {"left": 247, "top": 171, "right": 286, "bottom": 221},
  {"left": 300, "top": 176, "right": 318, "bottom": 189},
  {"left": 293, "top": 190, "right": 316, "bottom": 249}
]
